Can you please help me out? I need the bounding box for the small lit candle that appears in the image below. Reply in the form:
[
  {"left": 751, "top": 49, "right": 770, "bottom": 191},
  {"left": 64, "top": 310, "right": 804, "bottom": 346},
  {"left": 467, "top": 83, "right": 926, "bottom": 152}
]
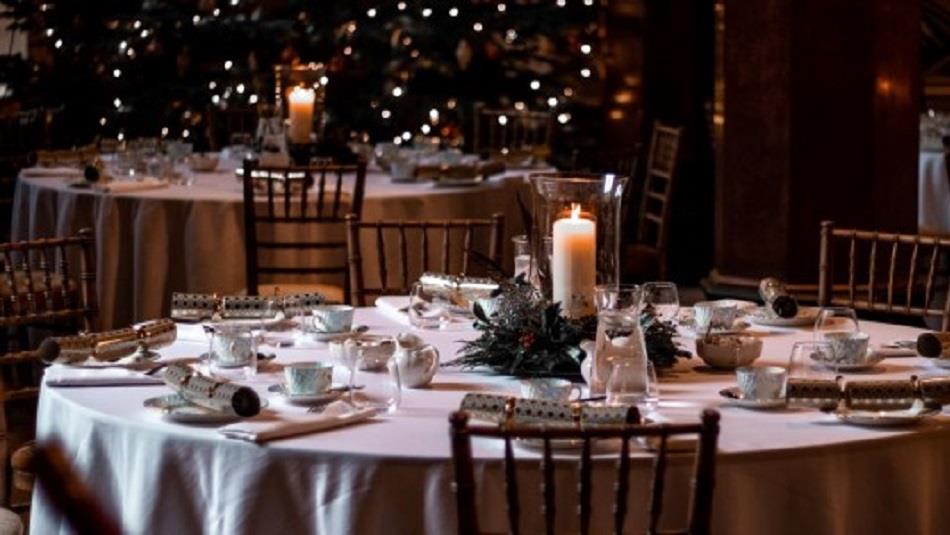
[
  {"left": 551, "top": 203, "right": 596, "bottom": 318},
  {"left": 287, "top": 86, "right": 315, "bottom": 144}
]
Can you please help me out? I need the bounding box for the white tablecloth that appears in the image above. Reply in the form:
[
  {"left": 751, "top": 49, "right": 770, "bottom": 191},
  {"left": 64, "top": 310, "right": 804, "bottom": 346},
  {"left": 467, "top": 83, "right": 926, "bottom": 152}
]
[
  {"left": 30, "top": 308, "right": 950, "bottom": 534},
  {"left": 919, "top": 150, "right": 950, "bottom": 236},
  {"left": 11, "top": 165, "right": 533, "bottom": 328}
]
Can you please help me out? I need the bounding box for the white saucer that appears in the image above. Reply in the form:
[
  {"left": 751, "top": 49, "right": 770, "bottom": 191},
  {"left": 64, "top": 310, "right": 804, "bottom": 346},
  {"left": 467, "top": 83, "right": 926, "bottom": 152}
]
[
  {"left": 719, "top": 387, "right": 787, "bottom": 410},
  {"left": 828, "top": 401, "right": 941, "bottom": 427},
  {"left": 749, "top": 306, "right": 820, "bottom": 327},
  {"left": 810, "top": 351, "right": 885, "bottom": 372},
  {"left": 268, "top": 383, "right": 344, "bottom": 405}
]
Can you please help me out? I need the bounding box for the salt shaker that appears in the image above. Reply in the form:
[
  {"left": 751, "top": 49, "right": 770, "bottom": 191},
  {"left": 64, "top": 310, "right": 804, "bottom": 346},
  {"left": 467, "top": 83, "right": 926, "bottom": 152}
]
[{"left": 758, "top": 277, "right": 799, "bottom": 319}]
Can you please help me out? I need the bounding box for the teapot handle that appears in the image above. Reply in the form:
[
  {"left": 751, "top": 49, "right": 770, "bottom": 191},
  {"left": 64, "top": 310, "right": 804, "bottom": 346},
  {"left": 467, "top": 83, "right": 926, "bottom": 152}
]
[{"left": 421, "top": 344, "right": 441, "bottom": 376}]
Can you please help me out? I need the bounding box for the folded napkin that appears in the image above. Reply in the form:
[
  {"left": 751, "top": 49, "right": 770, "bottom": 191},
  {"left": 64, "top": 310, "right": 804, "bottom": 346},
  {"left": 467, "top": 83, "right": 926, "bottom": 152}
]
[
  {"left": 44, "top": 364, "right": 164, "bottom": 387},
  {"left": 218, "top": 401, "right": 376, "bottom": 443},
  {"left": 96, "top": 178, "right": 168, "bottom": 194},
  {"left": 20, "top": 166, "right": 83, "bottom": 178},
  {"left": 374, "top": 295, "right": 410, "bottom": 325}
]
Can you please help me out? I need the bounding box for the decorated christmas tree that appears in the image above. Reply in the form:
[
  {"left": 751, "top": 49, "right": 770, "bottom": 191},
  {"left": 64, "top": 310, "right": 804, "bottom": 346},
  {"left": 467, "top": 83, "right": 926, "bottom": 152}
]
[{"left": 1, "top": 0, "right": 607, "bottom": 160}]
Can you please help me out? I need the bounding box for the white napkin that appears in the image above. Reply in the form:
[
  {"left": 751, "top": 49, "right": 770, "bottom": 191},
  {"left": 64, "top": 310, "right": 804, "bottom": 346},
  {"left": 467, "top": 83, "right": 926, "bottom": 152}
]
[
  {"left": 44, "top": 364, "right": 164, "bottom": 387},
  {"left": 218, "top": 401, "right": 377, "bottom": 443},
  {"left": 20, "top": 166, "right": 82, "bottom": 178},
  {"left": 96, "top": 178, "right": 168, "bottom": 194},
  {"left": 374, "top": 295, "right": 410, "bottom": 325}
]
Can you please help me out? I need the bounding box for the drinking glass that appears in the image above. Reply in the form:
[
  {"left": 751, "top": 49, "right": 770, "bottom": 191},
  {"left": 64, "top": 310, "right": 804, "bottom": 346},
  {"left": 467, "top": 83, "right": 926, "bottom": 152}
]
[
  {"left": 788, "top": 340, "right": 835, "bottom": 379},
  {"left": 641, "top": 361, "right": 660, "bottom": 413},
  {"left": 595, "top": 283, "right": 641, "bottom": 313},
  {"left": 512, "top": 235, "right": 531, "bottom": 280},
  {"left": 347, "top": 349, "right": 401, "bottom": 414},
  {"left": 813, "top": 307, "right": 860, "bottom": 340},
  {"left": 606, "top": 359, "right": 652, "bottom": 407},
  {"left": 642, "top": 282, "right": 680, "bottom": 323},
  {"left": 408, "top": 282, "right": 448, "bottom": 329}
]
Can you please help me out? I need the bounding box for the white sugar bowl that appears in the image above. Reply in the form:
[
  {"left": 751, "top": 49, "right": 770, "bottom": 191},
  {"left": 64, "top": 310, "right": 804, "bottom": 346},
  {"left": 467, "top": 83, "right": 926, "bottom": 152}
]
[{"left": 394, "top": 333, "right": 440, "bottom": 388}]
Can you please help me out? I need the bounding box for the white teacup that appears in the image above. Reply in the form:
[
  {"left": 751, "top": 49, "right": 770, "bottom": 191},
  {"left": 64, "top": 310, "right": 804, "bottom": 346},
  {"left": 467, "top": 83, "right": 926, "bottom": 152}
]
[
  {"left": 284, "top": 362, "right": 334, "bottom": 396},
  {"left": 736, "top": 366, "right": 787, "bottom": 400},
  {"left": 694, "top": 301, "right": 739, "bottom": 332},
  {"left": 520, "top": 378, "right": 582, "bottom": 402},
  {"left": 303, "top": 305, "right": 354, "bottom": 334},
  {"left": 823, "top": 332, "right": 871, "bottom": 365},
  {"left": 210, "top": 327, "right": 256, "bottom": 368}
]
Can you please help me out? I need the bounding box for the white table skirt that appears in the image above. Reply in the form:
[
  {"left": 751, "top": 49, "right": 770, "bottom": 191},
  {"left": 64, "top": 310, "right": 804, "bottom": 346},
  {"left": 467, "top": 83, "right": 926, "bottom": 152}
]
[
  {"left": 11, "top": 166, "right": 533, "bottom": 328},
  {"left": 29, "top": 308, "right": 950, "bottom": 534},
  {"left": 919, "top": 150, "right": 950, "bottom": 236}
]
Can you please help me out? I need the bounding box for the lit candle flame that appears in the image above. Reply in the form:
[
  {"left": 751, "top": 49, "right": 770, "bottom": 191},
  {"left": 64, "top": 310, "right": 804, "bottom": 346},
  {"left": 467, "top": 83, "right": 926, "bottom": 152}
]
[{"left": 570, "top": 203, "right": 581, "bottom": 219}]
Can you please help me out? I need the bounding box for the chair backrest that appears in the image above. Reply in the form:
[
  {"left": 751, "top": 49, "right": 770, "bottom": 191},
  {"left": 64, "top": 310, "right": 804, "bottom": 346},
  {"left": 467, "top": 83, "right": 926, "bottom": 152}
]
[
  {"left": 206, "top": 106, "right": 260, "bottom": 151},
  {"left": 0, "top": 229, "right": 98, "bottom": 337},
  {"left": 449, "top": 409, "right": 720, "bottom": 535},
  {"left": 242, "top": 160, "right": 367, "bottom": 299},
  {"left": 345, "top": 214, "right": 504, "bottom": 306},
  {"left": 33, "top": 441, "right": 121, "bottom": 535},
  {"left": 473, "top": 103, "right": 554, "bottom": 160},
  {"left": 819, "top": 220, "right": 950, "bottom": 329},
  {"left": 635, "top": 122, "right": 683, "bottom": 261}
]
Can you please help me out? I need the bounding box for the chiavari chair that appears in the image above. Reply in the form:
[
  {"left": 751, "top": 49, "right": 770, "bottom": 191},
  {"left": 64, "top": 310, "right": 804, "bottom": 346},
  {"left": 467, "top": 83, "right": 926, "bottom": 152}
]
[
  {"left": 449, "top": 408, "right": 720, "bottom": 535},
  {"left": 624, "top": 121, "right": 683, "bottom": 282},
  {"left": 32, "top": 441, "right": 121, "bottom": 535},
  {"left": 472, "top": 104, "right": 554, "bottom": 164},
  {"left": 345, "top": 214, "right": 504, "bottom": 306},
  {"left": 819, "top": 220, "right": 950, "bottom": 329},
  {"left": 0, "top": 229, "right": 98, "bottom": 513},
  {"left": 242, "top": 159, "right": 367, "bottom": 303}
]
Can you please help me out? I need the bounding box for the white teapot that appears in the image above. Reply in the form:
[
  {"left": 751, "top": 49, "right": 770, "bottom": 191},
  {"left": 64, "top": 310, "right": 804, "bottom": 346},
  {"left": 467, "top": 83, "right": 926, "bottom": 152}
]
[{"left": 394, "top": 333, "right": 440, "bottom": 388}]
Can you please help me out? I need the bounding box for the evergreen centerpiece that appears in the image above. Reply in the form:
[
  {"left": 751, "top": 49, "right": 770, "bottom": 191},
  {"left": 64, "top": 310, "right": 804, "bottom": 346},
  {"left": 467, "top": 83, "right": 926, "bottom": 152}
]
[{"left": 448, "top": 276, "right": 690, "bottom": 378}]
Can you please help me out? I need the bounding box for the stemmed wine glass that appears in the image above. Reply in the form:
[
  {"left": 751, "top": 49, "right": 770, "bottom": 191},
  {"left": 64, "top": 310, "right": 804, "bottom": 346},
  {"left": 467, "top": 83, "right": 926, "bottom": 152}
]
[{"left": 642, "top": 282, "right": 680, "bottom": 323}]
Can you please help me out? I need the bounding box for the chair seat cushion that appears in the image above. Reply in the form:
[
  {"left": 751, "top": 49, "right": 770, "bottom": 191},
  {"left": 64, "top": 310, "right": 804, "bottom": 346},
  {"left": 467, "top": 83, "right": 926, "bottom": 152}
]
[{"left": 256, "top": 283, "right": 345, "bottom": 304}]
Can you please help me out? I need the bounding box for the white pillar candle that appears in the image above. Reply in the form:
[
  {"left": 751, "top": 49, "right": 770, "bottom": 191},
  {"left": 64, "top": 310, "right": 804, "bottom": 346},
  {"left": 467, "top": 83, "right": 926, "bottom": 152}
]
[
  {"left": 287, "top": 86, "right": 315, "bottom": 144},
  {"left": 552, "top": 203, "right": 596, "bottom": 318}
]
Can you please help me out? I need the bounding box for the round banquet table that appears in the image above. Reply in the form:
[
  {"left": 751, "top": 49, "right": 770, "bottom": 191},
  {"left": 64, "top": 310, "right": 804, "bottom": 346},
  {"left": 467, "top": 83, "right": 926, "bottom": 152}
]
[
  {"left": 30, "top": 308, "right": 950, "bottom": 535},
  {"left": 11, "top": 164, "right": 533, "bottom": 329}
]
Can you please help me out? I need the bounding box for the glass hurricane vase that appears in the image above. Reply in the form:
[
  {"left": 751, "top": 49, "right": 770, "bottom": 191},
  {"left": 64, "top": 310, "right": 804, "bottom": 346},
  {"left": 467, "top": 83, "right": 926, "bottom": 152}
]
[{"left": 530, "top": 173, "right": 628, "bottom": 318}]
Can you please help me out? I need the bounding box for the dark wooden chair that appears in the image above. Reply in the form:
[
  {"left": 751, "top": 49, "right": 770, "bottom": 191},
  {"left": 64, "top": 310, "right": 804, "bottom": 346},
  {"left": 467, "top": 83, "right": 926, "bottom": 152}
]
[
  {"left": 819, "top": 220, "right": 950, "bottom": 329},
  {"left": 242, "top": 159, "right": 367, "bottom": 304},
  {"left": 623, "top": 121, "right": 683, "bottom": 282},
  {"left": 449, "top": 408, "right": 720, "bottom": 535},
  {"left": 345, "top": 214, "right": 504, "bottom": 306},
  {"left": 473, "top": 103, "right": 554, "bottom": 164},
  {"left": 0, "top": 230, "right": 98, "bottom": 512},
  {"left": 32, "top": 441, "right": 121, "bottom": 535}
]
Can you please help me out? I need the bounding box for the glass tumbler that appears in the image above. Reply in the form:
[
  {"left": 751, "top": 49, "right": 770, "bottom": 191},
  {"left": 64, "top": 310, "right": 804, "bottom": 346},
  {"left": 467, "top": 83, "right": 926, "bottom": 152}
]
[
  {"left": 408, "top": 282, "right": 448, "bottom": 329},
  {"left": 642, "top": 282, "right": 680, "bottom": 323},
  {"left": 347, "top": 346, "right": 401, "bottom": 414},
  {"left": 606, "top": 359, "right": 656, "bottom": 408}
]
